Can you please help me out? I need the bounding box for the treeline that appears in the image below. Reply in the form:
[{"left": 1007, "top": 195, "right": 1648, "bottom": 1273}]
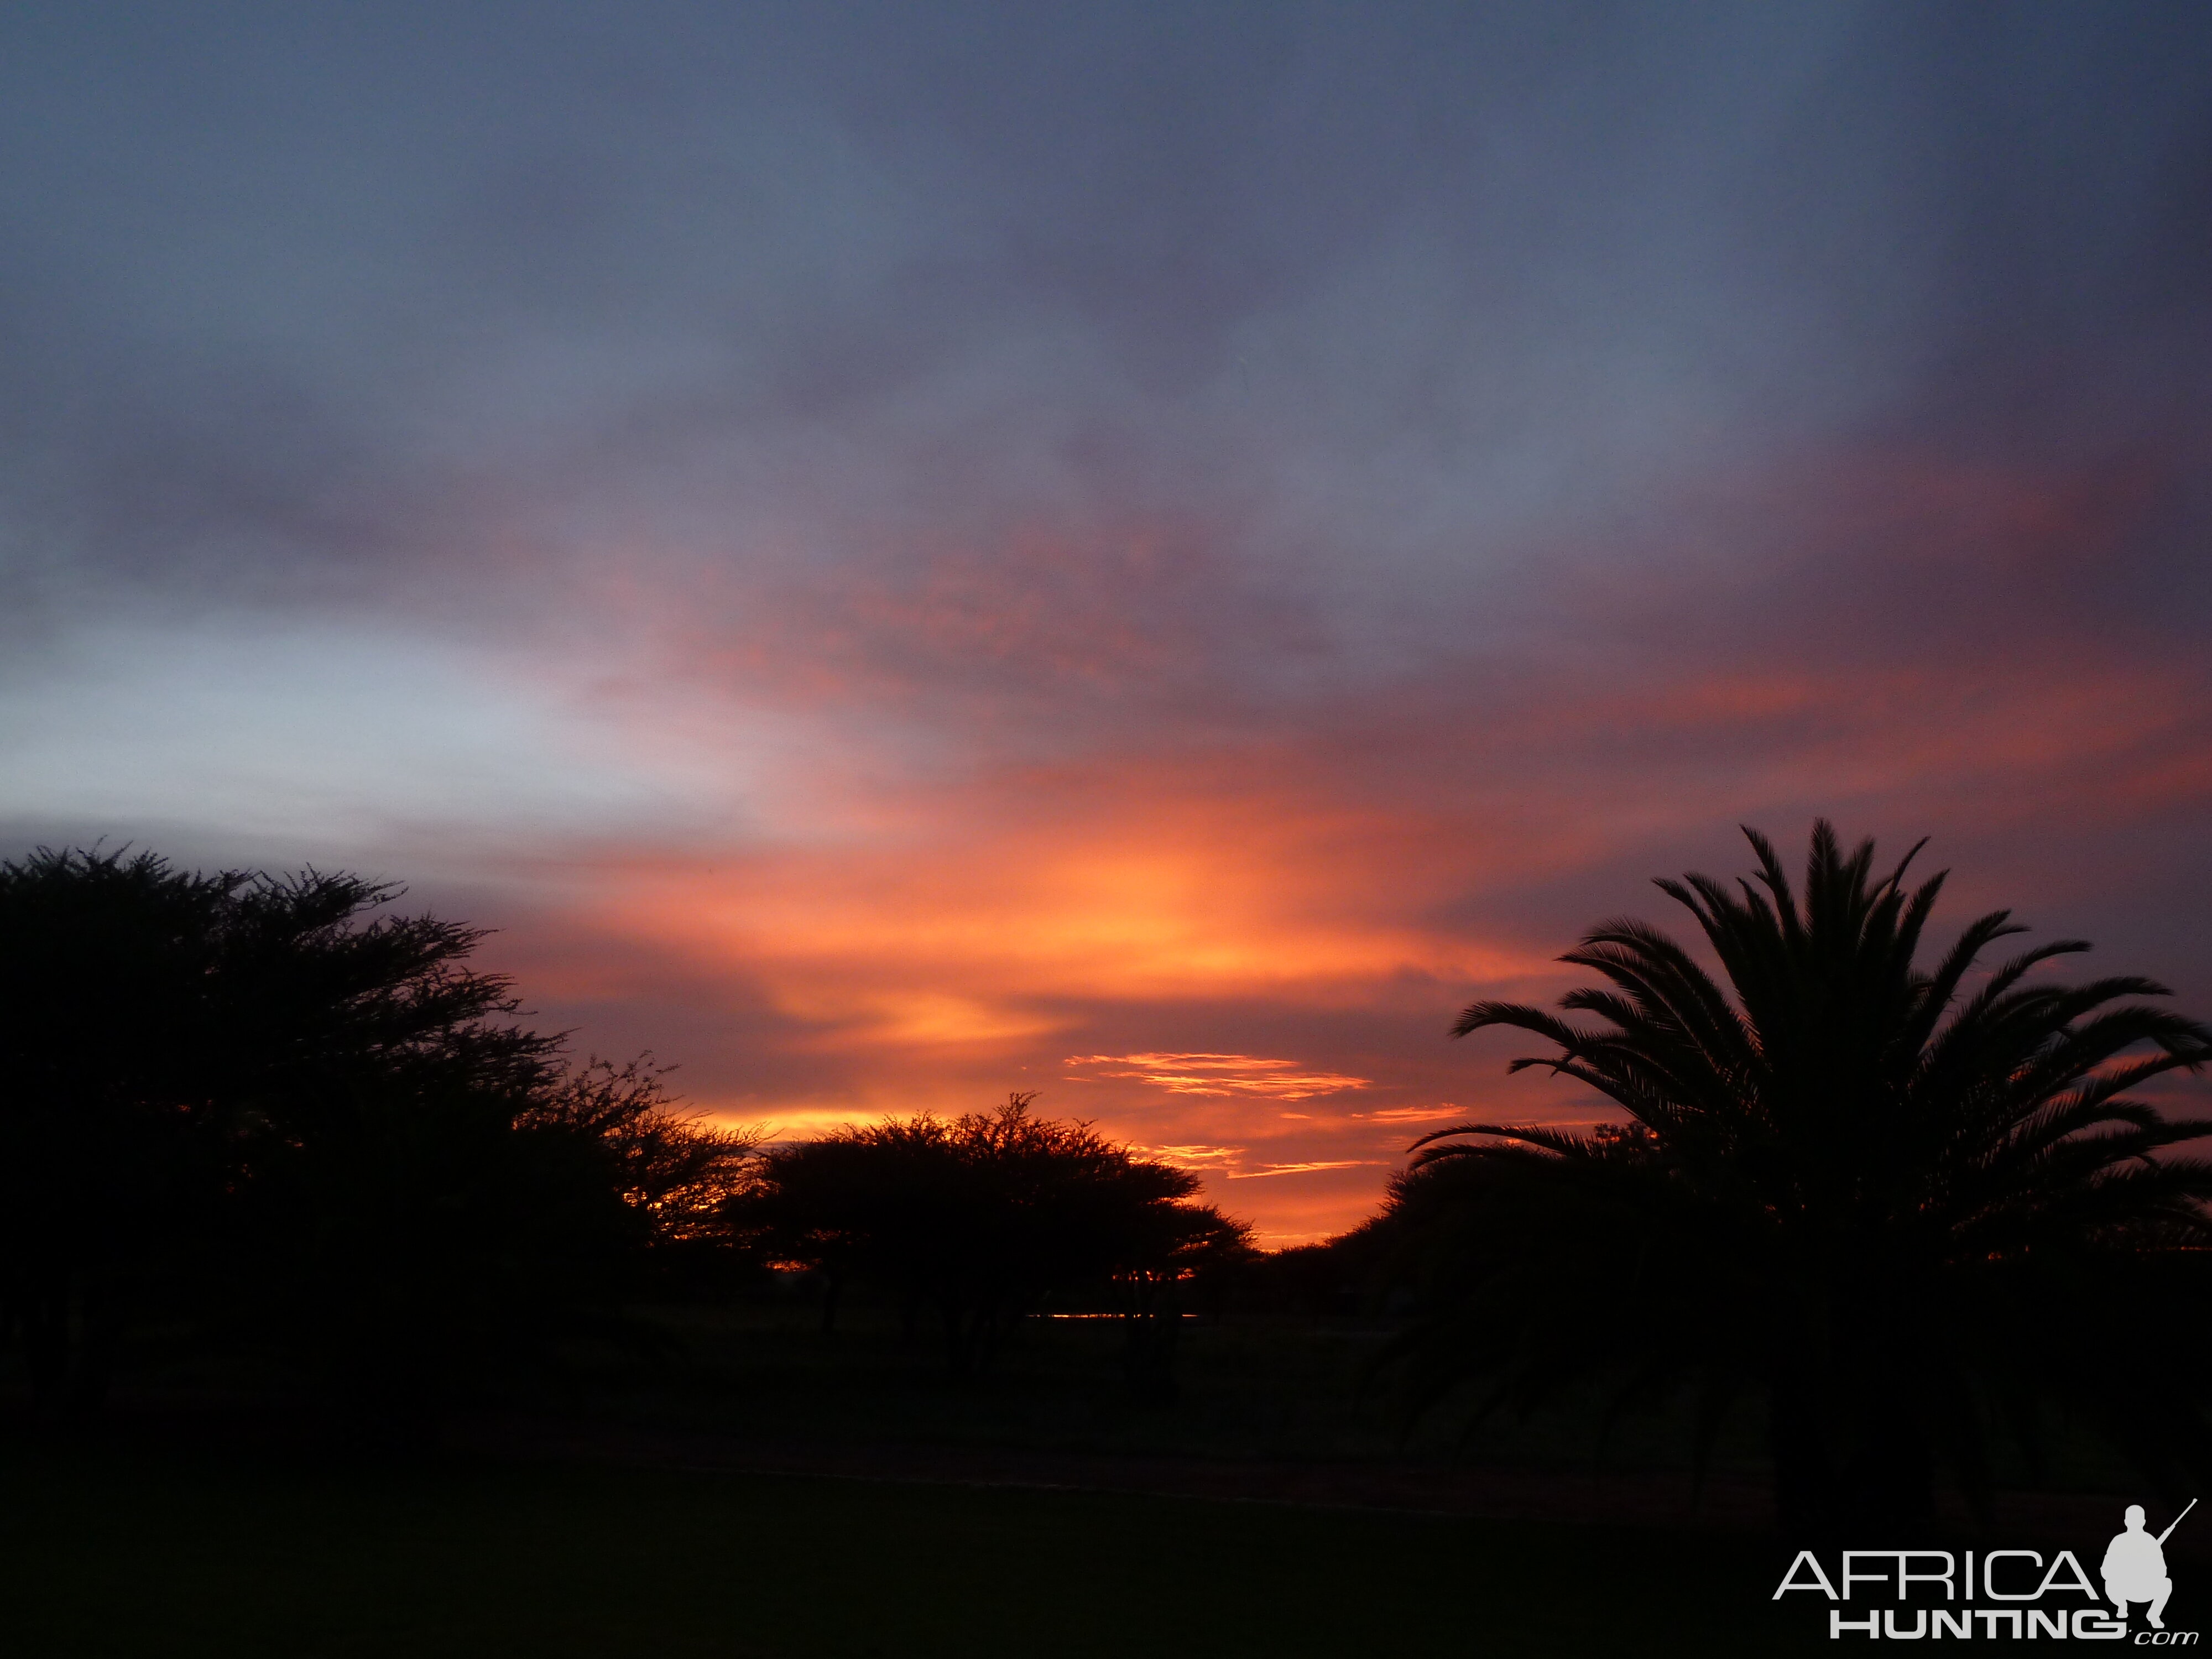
[
  {"left": 36, "top": 825, "right": 2198, "bottom": 1538},
  {"left": 0, "top": 847, "right": 1253, "bottom": 1436}
]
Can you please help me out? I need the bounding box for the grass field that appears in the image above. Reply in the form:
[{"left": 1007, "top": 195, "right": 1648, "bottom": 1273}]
[
  {"left": 4, "top": 1305, "right": 2164, "bottom": 1656},
  {"left": 0, "top": 1437, "right": 1828, "bottom": 1658},
  {"left": 552, "top": 1300, "right": 1790, "bottom": 1478}
]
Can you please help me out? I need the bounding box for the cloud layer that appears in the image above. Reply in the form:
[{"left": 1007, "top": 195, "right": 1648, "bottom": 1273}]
[{"left": 6, "top": 2, "right": 2211, "bottom": 1238}]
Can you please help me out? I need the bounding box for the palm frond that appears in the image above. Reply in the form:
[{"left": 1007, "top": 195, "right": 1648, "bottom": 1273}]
[{"left": 1386, "top": 822, "right": 2212, "bottom": 1535}]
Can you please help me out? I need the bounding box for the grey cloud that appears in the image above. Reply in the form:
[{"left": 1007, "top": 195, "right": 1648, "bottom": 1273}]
[{"left": 3, "top": 1, "right": 2209, "bottom": 679}]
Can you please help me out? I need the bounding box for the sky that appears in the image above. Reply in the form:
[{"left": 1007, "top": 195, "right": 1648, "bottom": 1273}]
[{"left": 5, "top": 2, "right": 2211, "bottom": 1241}]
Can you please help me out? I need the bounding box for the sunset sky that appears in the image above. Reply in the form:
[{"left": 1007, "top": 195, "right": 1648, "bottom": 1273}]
[{"left": 6, "top": 3, "right": 2211, "bottom": 1240}]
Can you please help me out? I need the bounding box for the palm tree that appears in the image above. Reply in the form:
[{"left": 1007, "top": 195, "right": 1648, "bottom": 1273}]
[{"left": 1386, "top": 822, "right": 2212, "bottom": 1534}]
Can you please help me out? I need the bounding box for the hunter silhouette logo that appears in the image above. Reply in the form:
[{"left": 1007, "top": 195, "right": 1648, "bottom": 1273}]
[
  {"left": 1774, "top": 1499, "right": 2199, "bottom": 1641},
  {"left": 2107, "top": 1501, "right": 2193, "bottom": 1630}
]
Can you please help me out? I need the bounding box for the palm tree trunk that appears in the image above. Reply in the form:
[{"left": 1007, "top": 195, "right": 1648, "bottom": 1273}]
[
  {"left": 1770, "top": 1349, "right": 1937, "bottom": 1537},
  {"left": 1768, "top": 1370, "right": 1840, "bottom": 1538},
  {"left": 941, "top": 1297, "right": 976, "bottom": 1379},
  {"left": 23, "top": 1280, "right": 71, "bottom": 1418},
  {"left": 1837, "top": 1379, "right": 1936, "bottom": 1533}
]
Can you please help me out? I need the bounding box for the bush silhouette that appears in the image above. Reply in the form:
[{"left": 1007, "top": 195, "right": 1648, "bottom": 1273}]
[{"left": 1384, "top": 822, "right": 2212, "bottom": 1535}]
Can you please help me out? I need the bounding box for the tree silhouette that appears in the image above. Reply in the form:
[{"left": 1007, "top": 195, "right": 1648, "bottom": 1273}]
[
  {"left": 526, "top": 1056, "right": 760, "bottom": 1289},
  {"left": 1385, "top": 822, "right": 2212, "bottom": 1534},
  {"left": 225, "top": 1048, "right": 754, "bottom": 1441},
  {"left": 743, "top": 1095, "right": 1249, "bottom": 1381},
  {"left": 0, "top": 846, "right": 753, "bottom": 1432},
  {"left": 1108, "top": 1174, "right": 1249, "bottom": 1404},
  {"left": 0, "top": 848, "right": 242, "bottom": 1413}
]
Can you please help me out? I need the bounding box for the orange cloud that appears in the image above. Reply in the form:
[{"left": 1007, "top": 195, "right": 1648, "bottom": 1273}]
[
  {"left": 463, "top": 457, "right": 2212, "bottom": 1243},
  {"left": 1226, "top": 1160, "right": 1384, "bottom": 1180},
  {"left": 1063, "top": 1052, "right": 1370, "bottom": 1099},
  {"left": 1130, "top": 1143, "right": 1245, "bottom": 1169}
]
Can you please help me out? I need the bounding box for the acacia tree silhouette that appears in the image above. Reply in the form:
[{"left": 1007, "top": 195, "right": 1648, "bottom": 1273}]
[
  {"left": 0, "top": 846, "right": 753, "bottom": 1432},
  {"left": 1386, "top": 822, "right": 2212, "bottom": 1535},
  {"left": 744, "top": 1094, "right": 1249, "bottom": 1383},
  {"left": 1108, "top": 1170, "right": 1250, "bottom": 1404},
  {"left": 227, "top": 1045, "right": 754, "bottom": 1440},
  {"left": 0, "top": 848, "right": 242, "bottom": 1413}
]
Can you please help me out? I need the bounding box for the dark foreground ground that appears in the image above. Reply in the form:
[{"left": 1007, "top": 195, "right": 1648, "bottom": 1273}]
[
  {"left": 2, "top": 1306, "right": 2185, "bottom": 1656},
  {"left": 1, "top": 1436, "right": 1830, "bottom": 1658}
]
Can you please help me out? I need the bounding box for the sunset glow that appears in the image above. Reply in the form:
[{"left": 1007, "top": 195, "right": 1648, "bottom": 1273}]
[{"left": 6, "top": 6, "right": 2209, "bottom": 1245}]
